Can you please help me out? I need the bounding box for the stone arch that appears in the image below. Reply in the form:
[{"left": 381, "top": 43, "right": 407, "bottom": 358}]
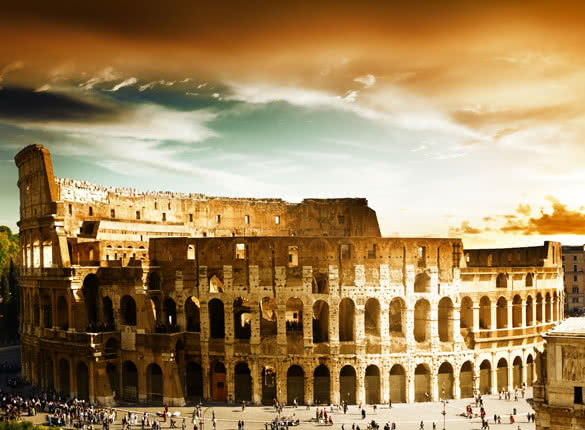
[
  {"left": 260, "top": 297, "right": 277, "bottom": 337},
  {"left": 414, "top": 363, "right": 431, "bottom": 402},
  {"left": 496, "top": 297, "right": 508, "bottom": 329},
  {"left": 364, "top": 298, "right": 381, "bottom": 338},
  {"left": 234, "top": 297, "right": 252, "bottom": 340},
  {"left": 536, "top": 293, "right": 543, "bottom": 323},
  {"left": 76, "top": 361, "right": 89, "bottom": 400},
  {"left": 120, "top": 295, "right": 136, "bottom": 326},
  {"left": 438, "top": 362, "right": 454, "bottom": 399},
  {"left": 186, "top": 362, "right": 203, "bottom": 401},
  {"left": 312, "top": 300, "right": 329, "bottom": 343},
  {"left": 41, "top": 293, "right": 52, "bottom": 328},
  {"left": 148, "top": 272, "right": 161, "bottom": 290},
  {"left": 82, "top": 273, "right": 99, "bottom": 327},
  {"left": 479, "top": 360, "right": 491, "bottom": 395},
  {"left": 340, "top": 364, "right": 357, "bottom": 405},
  {"left": 497, "top": 358, "right": 508, "bottom": 392},
  {"left": 414, "top": 272, "right": 431, "bottom": 293},
  {"left": 287, "top": 365, "right": 304, "bottom": 405},
  {"left": 57, "top": 295, "right": 69, "bottom": 330},
  {"left": 438, "top": 297, "right": 454, "bottom": 342},
  {"left": 211, "top": 361, "right": 226, "bottom": 402},
  {"left": 147, "top": 363, "right": 164, "bottom": 403},
  {"left": 512, "top": 295, "right": 522, "bottom": 328},
  {"left": 526, "top": 295, "right": 534, "bottom": 326},
  {"left": 496, "top": 273, "right": 507, "bottom": 288},
  {"left": 460, "top": 361, "right": 474, "bottom": 399},
  {"left": 313, "top": 365, "right": 330, "bottom": 405},
  {"left": 526, "top": 355, "right": 534, "bottom": 387},
  {"left": 545, "top": 292, "right": 552, "bottom": 322},
  {"left": 234, "top": 362, "right": 252, "bottom": 402},
  {"left": 339, "top": 298, "right": 355, "bottom": 341},
  {"left": 526, "top": 273, "right": 534, "bottom": 287},
  {"left": 414, "top": 299, "right": 430, "bottom": 342},
  {"left": 261, "top": 366, "right": 277, "bottom": 404},
  {"left": 460, "top": 296, "right": 473, "bottom": 330},
  {"left": 286, "top": 297, "right": 304, "bottom": 335},
  {"left": 553, "top": 291, "right": 559, "bottom": 321},
  {"left": 389, "top": 364, "right": 406, "bottom": 403},
  {"left": 389, "top": 298, "right": 406, "bottom": 337},
  {"left": 102, "top": 296, "right": 114, "bottom": 329},
  {"left": 163, "top": 297, "right": 177, "bottom": 326},
  {"left": 365, "top": 364, "right": 380, "bottom": 404},
  {"left": 185, "top": 297, "right": 201, "bottom": 332},
  {"left": 59, "top": 358, "right": 70, "bottom": 397},
  {"left": 312, "top": 272, "right": 329, "bottom": 294},
  {"left": 106, "top": 363, "right": 119, "bottom": 400},
  {"left": 513, "top": 356, "right": 523, "bottom": 389},
  {"left": 208, "top": 299, "right": 225, "bottom": 338}
]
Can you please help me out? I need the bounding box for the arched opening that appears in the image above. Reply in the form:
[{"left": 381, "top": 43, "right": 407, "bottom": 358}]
[
  {"left": 163, "top": 297, "right": 177, "bottom": 327},
  {"left": 460, "top": 297, "right": 473, "bottom": 330},
  {"left": 147, "top": 363, "right": 163, "bottom": 403},
  {"left": 545, "top": 293, "right": 552, "bottom": 322},
  {"left": 438, "top": 297, "right": 454, "bottom": 342},
  {"left": 365, "top": 365, "right": 380, "bottom": 404},
  {"left": 76, "top": 361, "right": 89, "bottom": 400},
  {"left": 105, "top": 337, "right": 119, "bottom": 359},
  {"left": 286, "top": 297, "right": 304, "bottom": 335},
  {"left": 339, "top": 298, "right": 355, "bottom": 341},
  {"left": 106, "top": 363, "right": 119, "bottom": 400},
  {"left": 496, "top": 273, "right": 507, "bottom": 288},
  {"left": 82, "top": 274, "right": 99, "bottom": 328},
  {"left": 496, "top": 297, "right": 508, "bottom": 329},
  {"left": 287, "top": 365, "right": 304, "bottom": 405},
  {"left": 513, "top": 357, "right": 523, "bottom": 389},
  {"left": 414, "top": 272, "right": 431, "bottom": 293},
  {"left": 536, "top": 294, "right": 543, "bottom": 324},
  {"left": 262, "top": 367, "right": 277, "bottom": 405},
  {"left": 211, "top": 362, "right": 226, "bottom": 402},
  {"left": 512, "top": 295, "right": 522, "bottom": 328},
  {"left": 389, "top": 365, "right": 406, "bottom": 403},
  {"left": 312, "top": 273, "right": 329, "bottom": 294},
  {"left": 59, "top": 358, "right": 70, "bottom": 397},
  {"left": 57, "top": 296, "right": 69, "bottom": 330},
  {"left": 340, "top": 365, "right": 357, "bottom": 405},
  {"left": 553, "top": 292, "right": 558, "bottom": 321},
  {"left": 45, "top": 358, "right": 54, "bottom": 390},
  {"left": 364, "top": 298, "right": 381, "bottom": 338},
  {"left": 120, "top": 295, "right": 137, "bottom": 326},
  {"left": 414, "top": 300, "right": 430, "bottom": 343},
  {"left": 234, "top": 297, "right": 252, "bottom": 340},
  {"left": 389, "top": 298, "right": 405, "bottom": 337},
  {"left": 102, "top": 296, "right": 114, "bottom": 329},
  {"left": 479, "top": 360, "right": 491, "bottom": 395},
  {"left": 186, "top": 362, "right": 203, "bottom": 401},
  {"left": 187, "top": 245, "right": 195, "bottom": 260},
  {"left": 234, "top": 362, "right": 252, "bottom": 402},
  {"left": 312, "top": 300, "right": 329, "bottom": 343},
  {"left": 438, "top": 362, "right": 454, "bottom": 399},
  {"left": 148, "top": 272, "right": 161, "bottom": 290},
  {"left": 526, "top": 273, "right": 534, "bottom": 287},
  {"left": 185, "top": 297, "right": 201, "bottom": 332},
  {"left": 208, "top": 299, "right": 225, "bottom": 339},
  {"left": 150, "top": 296, "right": 161, "bottom": 326},
  {"left": 313, "top": 365, "right": 330, "bottom": 405},
  {"left": 260, "top": 297, "right": 277, "bottom": 337},
  {"left": 41, "top": 294, "right": 52, "bottom": 328},
  {"left": 526, "top": 296, "right": 534, "bottom": 326},
  {"left": 526, "top": 355, "right": 534, "bottom": 387},
  {"left": 460, "top": 361, "right": 474, "bottom": 399},
  {"left": 414, "top": 364, "right": 431, "bottom": 402},
  {"left": 122, "top": 361, "right": 138, "bottom": 402},
  {"left": 497, "top": 358, "right": 508, "bottom": 392}
]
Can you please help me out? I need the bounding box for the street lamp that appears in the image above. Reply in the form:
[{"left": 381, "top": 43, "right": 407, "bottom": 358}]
[
  {"left": 441, "top": 387, "right": 448, "bottom": 430},
  {"left": 199, "top": 407, "right": 214, "bottom": 430}
]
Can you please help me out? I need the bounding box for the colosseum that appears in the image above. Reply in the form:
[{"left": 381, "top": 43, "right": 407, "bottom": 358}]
[{"left": 16, "top": 144, "right": 563, "bottom": 406}]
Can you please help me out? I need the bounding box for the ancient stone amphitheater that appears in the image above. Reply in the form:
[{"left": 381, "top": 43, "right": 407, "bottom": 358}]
[{"left": 16, "top": 144, "right": 563, "bottom": 406}]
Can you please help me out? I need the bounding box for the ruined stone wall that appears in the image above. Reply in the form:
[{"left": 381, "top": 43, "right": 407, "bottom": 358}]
[{"left": 465, "top": 241, "right": 561, "bottom": 268}]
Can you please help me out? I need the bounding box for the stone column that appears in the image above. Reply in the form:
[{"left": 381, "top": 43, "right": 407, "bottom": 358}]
[
  {"left": 521, "top": 361, "right": 527, "bottom": 388},
  {"left": 356, "top": 363, "right": 365, "bottom": 405},
  {"left": 305, "top": 366, "right": 313, "bottom": 406},
  {"left": 454, "top": 370, "right": 461, "bottom": 400},
  {"left": 431, "top": 365, "right": 439, "bottom": 402},
  {"left": 490, "top": 367, "right": 497, "bottom": 395},
  {"left": 507, "top": 356, "right": 514, "bottom": 393},
  {"left": 67, "top": 291, "right": 75, "bottom": 331},
  {"left": 224, "top": 302, "right": 234, "bottom": 343},
  {"left": 276, "top": 304, "right": 287, "bottom": 349},
  {"left": 453, "top": 305, "right": 463, "bottom": 343},
  {"left": 490, "top": 303, "right": 497, "bottom": 331},
  {"left": 473, "top": 304, "right": 480, "bottom": 332},
  {"left": 89, "top": 359, "right": 96, "bottom": 403},
  {"left": 331, "top": 360, "right": 340, "bottom": 405},
  {"left": 382, "top": 363, "right": 390, "bottom": 404},
  {"left": 405, "top": 305, "right": 415, "bottom": 346},
  {"left": 521, "top": 298, "right": 527, "bottom": 328},
  {"left": 532, "top": 298, "right": 537, "bottom": 326},
  {"left": 51, "top": 288, "right": 57, "bottom": 329},
  {"left": 201, "top": 360, "right": 210, "bottom": 400},
  {"left": 251, "top": 361, "right": 261, "bottom": 405},
  {"left": 380, "top": 302, "right": 390, "bottom": 355},
  {"left": 407, "top": 368, "right": 415, "bottom": 403},
  {"left": 507, "top": 300, "right": 513, "bottom": 329},
  {"left": 303, "top": 303, "right": 313, "bottom": 349},
  {"left": 226, "top": 360, "right": 235, "bottom": 403},
  {"left": 430, "top": 304, "right": 439, "bottom": 349}
]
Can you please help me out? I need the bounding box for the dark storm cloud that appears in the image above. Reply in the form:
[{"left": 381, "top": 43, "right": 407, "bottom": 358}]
[{"left": 0, "top": 87, "right": 120, "bottom": 122}]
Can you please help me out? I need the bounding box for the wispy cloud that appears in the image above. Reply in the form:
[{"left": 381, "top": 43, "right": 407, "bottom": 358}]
[
  {"left": 107, "top": 77, "right": 137, "bottom": 92},
  {"left": 354, "top": 74, "right": 376, "bottom": 88}
]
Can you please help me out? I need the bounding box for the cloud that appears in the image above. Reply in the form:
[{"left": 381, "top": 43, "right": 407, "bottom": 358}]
[
  {"left": 354, "top": 74, "right": 376, "bottom": 88},
  {"left": 448, "top": 220, "right": 483, "bottom": 236},
  {"left": 516, "top": 203, "right": 531, "bottom": 216},
  {"left": 34, "top": 84, "right": 51, "bottom": 92},
  {"left": 138, "top": 79, "right": 175, "bottom": 91},
  {"left": 499, "top": 196, "right": 585, "bottom": 235},
  {"left": 0, "top": 61, "right": 24, "bottom": 85},
  {"left": 0, "top": 86, "right": 119, "bottom": 122},
  {"left": 79, "top": 67, "right": 119, "bottom": 90},
  {"left": 107, "top": 77, "right": 137, "bottom": 91}
]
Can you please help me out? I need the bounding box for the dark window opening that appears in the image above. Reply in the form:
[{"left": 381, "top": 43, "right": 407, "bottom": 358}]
[
  {"left": 110, "top": 209, "right": 115, "bottom": 218},
  {"left": 136, "top": 211, "right": 140, "bottom": 220},
  {"left": 89, "top": 207, "right": 93, "bottom": 216},
  {"left": 575, "top": 386, "right": 583, "bottom": 404},
  {"left": 162, "top": 213, "right": 166, "bottom": 222},
  {"left": 216, "top": 215, "right": 221, "bottom": 224},
  {"left": 189, "top": 213, "right": 193, "bottom": 222},
  {"left": 368, "top": 244, "right": 377, "bottom": 259},
  {"left": 68, "top": 204, "right": 72, "bottom": 215},
  {"left": 338, "top": 215, "right": 345, "bottom": 225}
]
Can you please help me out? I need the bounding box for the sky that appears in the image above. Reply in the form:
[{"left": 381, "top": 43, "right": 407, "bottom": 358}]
[{"left": 1, "top": 1, "right": 585, "bottom": 248}]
